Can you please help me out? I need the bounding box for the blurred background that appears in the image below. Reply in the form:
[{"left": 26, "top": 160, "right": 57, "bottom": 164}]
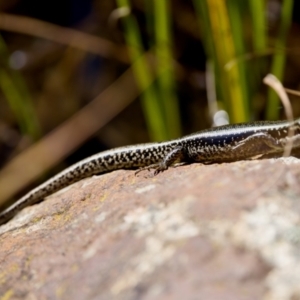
[{"left": 0, "top": 0, "right": 299, "bottom": 207}]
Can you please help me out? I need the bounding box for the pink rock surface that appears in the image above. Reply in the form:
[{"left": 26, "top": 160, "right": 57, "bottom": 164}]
[{"left": 1, "top": 158, "right": 300, "bottom": 300}]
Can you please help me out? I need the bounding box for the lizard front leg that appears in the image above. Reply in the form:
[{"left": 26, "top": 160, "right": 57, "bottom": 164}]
[{"left": 136, "top": 146, "right": 186, "bottom": 175}]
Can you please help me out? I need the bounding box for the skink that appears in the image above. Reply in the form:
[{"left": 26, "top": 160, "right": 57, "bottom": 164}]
[{"left": 1, "top": 118, "right": 300, "bottom": 225}]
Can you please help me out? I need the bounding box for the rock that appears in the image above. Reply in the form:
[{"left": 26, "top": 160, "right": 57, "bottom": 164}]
[{"left": 1, "top": 157, "right": 300, "bottom": 300}]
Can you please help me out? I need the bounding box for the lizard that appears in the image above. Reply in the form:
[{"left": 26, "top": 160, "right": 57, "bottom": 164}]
[{"left": 1, "top": 118, "right": 300, "bottom": 225}]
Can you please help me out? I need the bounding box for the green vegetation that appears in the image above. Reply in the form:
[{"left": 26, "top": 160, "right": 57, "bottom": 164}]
[
  {"left": 117, "top": 0, "right": 181, "bottom": 141},
  {"left": 0, "top": 1, "right": 294, "bottom": 142},
  {"left": 194, "top": 0, "right": 292, "bottom": 123},
  {"left": 0, "top": 34, "right": 40, "bottom": 139},
  {"left": 266, "top": 0, "right": 293, "bottom": 120},
  {"left": 117, "top": 0, "right": 293, "bottom": 138}
]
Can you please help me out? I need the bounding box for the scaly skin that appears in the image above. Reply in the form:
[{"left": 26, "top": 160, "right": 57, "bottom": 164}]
[{"left": 1, "top": 118, "right": 300, "bottom": 225}]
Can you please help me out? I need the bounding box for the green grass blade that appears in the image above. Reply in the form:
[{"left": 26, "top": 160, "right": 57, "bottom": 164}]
[
  {"left": 266, "top": 0, "right": 293, "bottom": 120},
  {"left": 193, "top": 0, "right": 248, "bottom": 123},
  {"left": 193, "top": 0, "right": 230, "bottom": 123},
  {"left": 248, "top": 0, "right": 267, "bottom": 110},
  {"left": 249, "top": 0, "right": 267, "bottom": 52},
  {"left": 227, "top": 0, "right": 249, "bottom": 119},
  {"left": 208, "top": 0, "right": 248, "bottom": 122},
  {"left": 116, "top": 0, "right": 168, "bottom": 141},
  {"left": 153, "top": 0, "right": 181, "bottom": 138}
]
